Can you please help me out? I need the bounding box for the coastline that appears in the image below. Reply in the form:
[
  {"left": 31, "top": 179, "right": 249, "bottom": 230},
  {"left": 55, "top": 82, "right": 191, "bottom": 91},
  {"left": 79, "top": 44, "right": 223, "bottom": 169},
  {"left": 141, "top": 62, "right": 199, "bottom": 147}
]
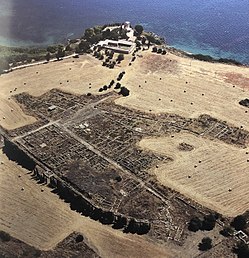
[
  {"left": 1, "top": 22, "right": 249, "bottom": 257},
  {"left": 1, "top": 29, "right": 249, "bottom": 68},
  {"left": 1, "top": 43, "right": 247, "bottom": 76},
  {"left": 165, "top": 46, "right": 248, "bottom": 67}
]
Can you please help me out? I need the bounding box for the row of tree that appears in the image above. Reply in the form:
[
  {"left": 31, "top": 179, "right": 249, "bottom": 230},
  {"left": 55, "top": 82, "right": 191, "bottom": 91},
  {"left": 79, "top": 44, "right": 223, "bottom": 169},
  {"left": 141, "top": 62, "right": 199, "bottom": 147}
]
[
  {"left": 188, "top": 213, "right": 218, "bottom": 232},
  {"left": 55, "top": 180, "right": 147, "bottom": 234}
]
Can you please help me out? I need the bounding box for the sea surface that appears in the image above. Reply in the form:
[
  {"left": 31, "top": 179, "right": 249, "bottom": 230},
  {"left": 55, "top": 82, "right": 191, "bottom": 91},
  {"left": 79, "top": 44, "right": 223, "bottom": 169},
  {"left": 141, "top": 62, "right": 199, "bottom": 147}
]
[{"left": 0, "top": 0, "right": 249, "bottom": 64}]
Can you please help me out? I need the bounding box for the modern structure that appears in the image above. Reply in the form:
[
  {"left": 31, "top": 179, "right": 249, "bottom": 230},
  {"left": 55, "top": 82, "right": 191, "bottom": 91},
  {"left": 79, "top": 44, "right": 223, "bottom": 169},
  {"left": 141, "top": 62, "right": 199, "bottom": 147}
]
[{"left": 97, "top": 39, "right": 136, "bottom": 54}]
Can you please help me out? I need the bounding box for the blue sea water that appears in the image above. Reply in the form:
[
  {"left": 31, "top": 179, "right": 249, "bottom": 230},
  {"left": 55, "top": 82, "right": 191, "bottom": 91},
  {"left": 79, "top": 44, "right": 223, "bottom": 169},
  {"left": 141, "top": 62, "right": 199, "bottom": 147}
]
[{"left": 0, "top": 0, "right": 249, "bottom": 64}]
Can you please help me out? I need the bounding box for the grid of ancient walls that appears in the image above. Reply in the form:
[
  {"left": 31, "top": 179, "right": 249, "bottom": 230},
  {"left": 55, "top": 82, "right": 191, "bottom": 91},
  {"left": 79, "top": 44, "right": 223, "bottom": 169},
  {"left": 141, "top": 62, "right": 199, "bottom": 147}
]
[{"left": 6, "top": 90, "right": 249, "bottom": 244}]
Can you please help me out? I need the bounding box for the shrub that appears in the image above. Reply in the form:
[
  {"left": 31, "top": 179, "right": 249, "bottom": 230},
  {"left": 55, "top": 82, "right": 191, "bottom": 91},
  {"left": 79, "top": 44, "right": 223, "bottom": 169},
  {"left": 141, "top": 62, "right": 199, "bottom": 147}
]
[
  {"left": 188, "top": 217, "right": 202, "bottom": 232},
  {"left": 119, "top": 87, "right": 130, "bottom": 96},
  {"left": 115, "top": 83, "right": 121, "bottom": 89},
  {"left": 220, "top": 226, "right": 233, "bottom": 237},
  {"left": 233, "top": 241, "right": 249, "bottom": 258},
  {"left": 75, "top": 234, "right": 84, "bottom": 243},
  {"left": 152, "top": 46, "right": 157, "bottom": 52},
  {"left": 198, "top": 237, "right": 212, "bottom": 251},
  {"left": 134, "top": 25, "right": 144, "bottom": 35},
  {"left": 0, "top": 231, "right": 11, "bottom": 242},
  {"left": 231, "top": 215, "right": 247, "bottom": 231},
  {"left": 201, "top": 214, "right": 216, "bottom": 231},
  {"left": 117, "top": 54, "right": 124, "bottom": 62}
]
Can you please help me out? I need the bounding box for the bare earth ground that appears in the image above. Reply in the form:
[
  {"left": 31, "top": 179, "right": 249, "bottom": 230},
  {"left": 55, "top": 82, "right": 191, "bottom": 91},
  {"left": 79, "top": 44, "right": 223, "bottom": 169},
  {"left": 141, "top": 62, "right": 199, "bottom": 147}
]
[
  {"left": 138, "top": 133, "right": 249, "bottom": 217},
  {"left": 0, "top": 150, "right": 176, "bottom": 257}
]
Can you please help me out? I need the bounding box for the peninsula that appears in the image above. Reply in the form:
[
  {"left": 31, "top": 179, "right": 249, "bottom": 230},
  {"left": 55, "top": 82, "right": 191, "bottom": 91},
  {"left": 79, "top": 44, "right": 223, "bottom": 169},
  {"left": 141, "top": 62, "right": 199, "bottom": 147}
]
[{"left": 0, "top": 22, "right": 249, "bottom": 258}]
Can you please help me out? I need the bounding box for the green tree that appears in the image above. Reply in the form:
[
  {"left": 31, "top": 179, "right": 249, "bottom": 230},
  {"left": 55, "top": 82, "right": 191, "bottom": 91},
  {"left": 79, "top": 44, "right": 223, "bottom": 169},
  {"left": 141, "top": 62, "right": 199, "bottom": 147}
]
[
  {"left": 198, "top": 237, "right": 212, "bottom": 251},
  {"left": 119, "top": 86, "right": 130, "bottom": 96},
  {"left": 146, "top": 34, "right": 158, "bottom": 44},
  {"left": 45, "top": 52, "right": 51, "bottom": 62},
  {"left": 117, "top": 54, "right": 124, "bottom": 62},
  {"left": 93, "top": 25, "right": 103, "bottom": 35},
  {"left": 102, "top": 29, "right": 111, "bottom": 39},
  {"left": 0, "top": 231, "right": 11, "bottom": 242},
  {"left": 135, "top": 40, "right": 141, "bottom": 47},
  {"left": 79, "top": 40, "right": 90, "bottom": 52},
  {"left": 56, "top": 47, "right": 65, "bottom": 60},
  {"left": 84, "top": 28, "right": 95, "bottom": 40},
  {"left": 202, "top": 214, "right": 216, "bottom": 231},
  {"left": 88, "top": 34, "right": 103, "bottom": 44},
  {"left": 152, "top": 46, "right": 157, "bottom": 52},
  {"left": 46, "top": 45, "right": 57, "bottom": 53},
  {"left": 135, "top": 25, "right": 144, "bottom": 35},
  {"left": 110, "top": 30, "right": 119, "bottom": 40},
  {"left": 188, "top": 217, "right": 202, "bottom": 232},
  {"left": 0, "top": 58, "right": 10, "bottom": 73},
  {"left": 233, "top": 241, "right": 249, "bottom": 258},
  {"left": 75, "top": 234, "right": 84, "bottom": 243},
  {"left": 220, "top": 226, "right": 233, "bottom": 237},
  {"left": 231, "top": 215, "right": 247, "bottom": 231},
  {"left": 65, "top": 44, "right": 72, "bottom": 52}
]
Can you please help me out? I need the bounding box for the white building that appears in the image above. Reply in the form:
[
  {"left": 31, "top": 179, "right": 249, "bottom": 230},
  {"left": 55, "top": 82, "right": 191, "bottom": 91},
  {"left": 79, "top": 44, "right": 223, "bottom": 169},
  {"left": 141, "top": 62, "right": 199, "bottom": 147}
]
[
  {"left": 97, "top": 39, "right": 136, "bottom": 54},
  {"left": 123, "top": 21, "right": 131, "bottom": 32}
]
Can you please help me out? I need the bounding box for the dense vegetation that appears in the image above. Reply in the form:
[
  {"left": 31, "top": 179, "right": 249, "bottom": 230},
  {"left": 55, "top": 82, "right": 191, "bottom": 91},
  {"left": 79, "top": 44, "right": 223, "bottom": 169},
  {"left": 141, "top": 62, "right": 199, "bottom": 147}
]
[
  {"left": 186, "top": 53, "right": 243, "bottom": 66},
  {"left": 0, "top": 22, "right": 245, "bottom": 75},
  {"left": 0, "top": 45, "right": 47, "bottom": 73}
]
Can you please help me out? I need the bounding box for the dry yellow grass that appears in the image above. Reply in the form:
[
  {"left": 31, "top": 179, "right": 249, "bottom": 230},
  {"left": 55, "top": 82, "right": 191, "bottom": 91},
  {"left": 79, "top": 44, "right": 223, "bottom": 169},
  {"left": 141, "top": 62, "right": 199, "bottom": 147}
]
[
  {"left": 0, "top": 55, "right": 121, "bottom": 130},
  {"left": 0, "top": 150, "right": 176, "bottom": 257},
  {"left": 0, "top": 150, "right": 77, "bottom": 250},
  {"left": 138, "top": 132, "right": 249, "bottom": 217},
  {"left": 1, "top": 49, "right": 249, "bottom": 236},
  {"left": 116, "top": 51, "right": 249, "bottom": 131}
]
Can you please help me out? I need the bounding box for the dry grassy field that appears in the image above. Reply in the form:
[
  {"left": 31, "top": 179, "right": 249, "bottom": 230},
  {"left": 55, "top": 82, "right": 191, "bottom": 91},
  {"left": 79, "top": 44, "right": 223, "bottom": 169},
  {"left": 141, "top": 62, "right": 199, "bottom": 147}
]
[
  {"left": 0, "top": 150, "right": 175, "bottom": 257},
  {"left": 138, "top": 132, "right": 249, "bottom": 217},
  {"left": 0, "top": 150, "right": 77, "bottom": 250},
  {"left": 0, "top": 49, "right": 249, "bottom": 255},
  {"left": 116, "top": 51, "right": 249, "bottom": 131},
  {"left": 0, "top": 55, "right": 122, "bottom": 130}
]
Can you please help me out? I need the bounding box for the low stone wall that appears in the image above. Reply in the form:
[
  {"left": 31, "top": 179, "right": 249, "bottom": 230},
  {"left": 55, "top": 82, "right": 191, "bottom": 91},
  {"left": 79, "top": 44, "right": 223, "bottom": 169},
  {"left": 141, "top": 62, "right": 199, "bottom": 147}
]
[{"left": 3, "top": 137, "right": 151, "bottom": 235}]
